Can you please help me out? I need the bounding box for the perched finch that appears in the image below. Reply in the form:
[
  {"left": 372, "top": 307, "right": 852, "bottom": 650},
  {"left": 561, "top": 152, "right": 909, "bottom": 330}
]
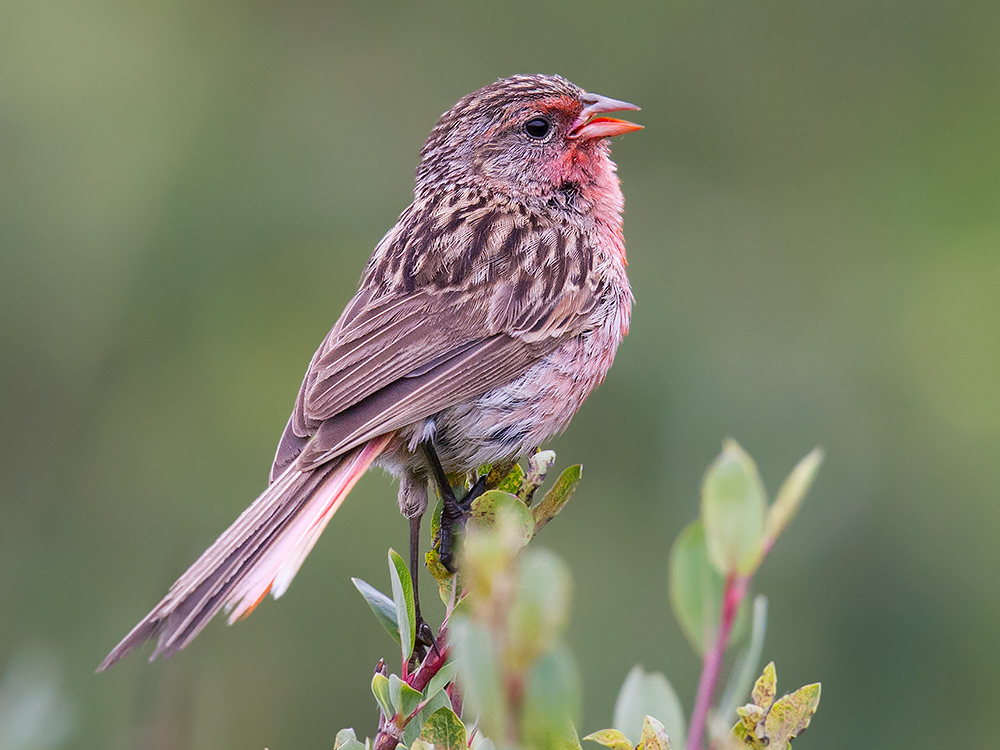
[{"left": 99, "top": 74, "right": 641, "bottom": 670}]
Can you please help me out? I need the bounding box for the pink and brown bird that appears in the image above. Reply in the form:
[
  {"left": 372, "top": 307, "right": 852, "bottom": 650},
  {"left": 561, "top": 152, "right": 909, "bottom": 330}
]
[{"left": 98, "top": 74, "right": 641, "bottom": 670}]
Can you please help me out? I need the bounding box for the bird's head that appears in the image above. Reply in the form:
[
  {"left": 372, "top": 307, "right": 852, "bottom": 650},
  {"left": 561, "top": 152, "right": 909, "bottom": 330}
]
[{"left": 416, "top": 74, "right": 641, "bottom": 206}]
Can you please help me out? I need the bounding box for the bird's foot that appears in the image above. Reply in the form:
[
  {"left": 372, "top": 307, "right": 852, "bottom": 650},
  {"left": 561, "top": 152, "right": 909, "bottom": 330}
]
[
  {"left": 410, "top": 617, "right": 437, "bottom": 668},
  {"left": 438, "top": 475, "right": 489, "bottom": 572}
]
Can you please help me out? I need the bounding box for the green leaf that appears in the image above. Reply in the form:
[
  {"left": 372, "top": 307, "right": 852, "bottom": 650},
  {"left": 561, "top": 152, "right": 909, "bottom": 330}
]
[
  {"left": 469, "top": 731, "right": 496, "bottom": 750},
  {"left": 389, "top": 673, "right": 424, "bottom": 719},
  {"left": 419, "top": 706, "right": 467, "bottom": 750},
  {"left": 424, "top": 549, "right": 456, "bottom": 606},
  {"left": 668, "top": 521, "right": 723, "bottom": 655},
  {"left": 732, "top": 664, "right": 820, "bottom": 750},
  {"left": 335, "top": 728, "right": 360, "bottom": 750},
  {"left": 735, "top": 703, "right": 767, "bottom": 736},
  {"left": 612, "top": 666, "right": 685, "bottom": 750},
  {"left": 402, "top": 691, "right": 452, "bottom": 748},
  {"left": 524, "top": 719, "right": 582, "bottom": 750},
  {"left": 521, "top": 645, "right": 582, "bottom": 750},
  {"left": 372, "top": 673, "right": 394, "bottom": 719},
  {"left": 638, "top": 715, "right": 671, "bottom": 750},
  {"left": 389, "top": 549, "right": 416, "bottom": 663},
  {"left": 449, "top": 617, "right": 504, "bottom": 740},
  {"left": 532, "top": 464, "right": 583, "bottom": 534},
  {"left": 765, "top": 447, "right": 823, "bottom": 547},
  {"left": 493, "top": 462, "right": 525, "bottom": 494},
  {"left": 668, "top": 521, "right": 752, "bottom": 655},
  {"left": 352, "top": 578, "right": 401, "bottom": 645},
  {"left": 469, "top": 490, "right": 533, "bottom": 541},
  {"left": 430, "top": 497, "right": 443, "bottom": 546},
  {"left": 717, "top": 596, "right": 768, "bottom": 730},
  {"left": 701, "top": 439, "right": 767, "bottom": 575},
  {"left": 764, "top": 683, "right": 820, "bottom": 747},
  {"left": 582, "top": 728, "right": 634, "bottom": 750},
  {"left": 519, "top": 449, "right": 556, "bottom": 504},
  {"left": 335, "top": 737, "right": 367, "bottom": 750},
  {"left": 753, "top": 661, "right": 777, "bottom": 711},
  {"left": 508, "top": 549, "right": 573, "bottom": 670},
  {"left": 424, "top": 659, "right": 459, "bottom": 700}
]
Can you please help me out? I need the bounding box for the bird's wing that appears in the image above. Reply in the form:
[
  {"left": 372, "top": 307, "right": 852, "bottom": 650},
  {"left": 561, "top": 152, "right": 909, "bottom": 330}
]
[{"left": 270, "top": 200, "right": 603, "bottom": 476}]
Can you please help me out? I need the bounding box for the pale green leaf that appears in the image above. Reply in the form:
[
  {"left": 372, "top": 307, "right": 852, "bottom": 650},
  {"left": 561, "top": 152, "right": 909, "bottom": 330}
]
[
  {"left": 419, "top": 707, "right": 467, "bottom": 750},
  {"left": 372, "top": 673, "right": 393, "bottom": 719},
  {"left": 424, "top": 659, "right": 458, "bottom": 698},
  {"left": 763, "top": 683, "right": 821, "bottom": 747},
  {"left": 430, "top": 497, "right": 443, "bottom": 547},
  {"left": 508, "top": 549, "right": 573, "bottom": 670},
  {"left": 532, "top": 464, "right": 583, "bottom": 533},
  {"left": 732, "top": 668, "right": 820, "bottom": 750},
  {"left": 469, "top": 490, "right": 533, "bottom": 542},
  {"left": 352, "top": 578, "right": 401, "bottom": 645},
  {"left": 702, "top": 439, "right": 766, "bottom": 575},
  {"left": 390, "top": 673, "right": 423, "bottom": 719},
  {"left": 402, "top": 691, "right": 452, "bottom": 748},
  {"left": 493, "top": 462, "right": 525, "bottom": 495},
  {"left": 469, "top": 731, "right": 496, "bottom": 750},
  {"left": 668, "top": 521, "right": 751, "bottom": 656},
  {"left": 521, "top": 645, "right": 582, "bottom": 750},
  {"left": 335, "top": 728, "right": 359, "bottom": 750},
  {"left": 582, "top": 728, "right": 633, "bottom": 750},
  {"left": 638, "top": 715, "right": 671, "bottom": 750},
  {"left": 424, "top": 548, "right": 456, "bottom": 606},
  {"left": 668, "top": 521, "right": 723, "bottom": 655},
  {"left": 752, "top": 662, "right": 776, "bottom": 711},
  {"left": 424, "top": 659, "right": 459, "bottom": 701},
  {"left": 523, "top": 718, "right": 582, "bottom": 750},
  {"left": 765, "top": 448, "right": 823, "bottom": 547},
  {"left": 613, "top": 666, "right": 685, "bottom": 750},
  {"left": 519, "top": 450, "right": 556, "bottom": 504},
  {"left": 389, "top": 549, "right": 416, "bottom": 662},
  {"left": 733, "top": 704, "right": 767, "bottom": 746},
  {"left": 449, "top": 617, "right": 504, "bottom": 740}
]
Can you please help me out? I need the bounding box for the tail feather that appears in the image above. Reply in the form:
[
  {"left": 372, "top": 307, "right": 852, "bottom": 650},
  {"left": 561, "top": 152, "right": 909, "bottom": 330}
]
[
  {"left": 97, "top": 435, "right": 390, "bottom": 672},
  {"left": 228, "top": 435, "right": 390, "bottom": 618}
]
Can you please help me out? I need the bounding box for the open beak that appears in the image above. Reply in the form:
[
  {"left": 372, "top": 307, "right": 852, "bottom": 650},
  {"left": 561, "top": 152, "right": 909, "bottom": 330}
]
[{"left": 569, "top": 92, "right": 643, "bottom": 140}]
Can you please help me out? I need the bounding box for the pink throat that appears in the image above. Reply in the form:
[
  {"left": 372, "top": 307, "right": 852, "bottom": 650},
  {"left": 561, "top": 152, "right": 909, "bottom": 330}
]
[{"left": 557, "top": 145, "right": 628, "bottom": 262}]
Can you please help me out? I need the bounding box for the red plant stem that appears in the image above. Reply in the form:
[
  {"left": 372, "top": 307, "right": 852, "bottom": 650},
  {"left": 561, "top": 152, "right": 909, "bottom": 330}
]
[
  {"left": 373, "top": 630, "right": 452, "bottom": 750},
  {"left": 409, "top": 638, "right": 451, "bottom": 693},
  {"left": 686, "top": 573, "right": 750, "bottom": 750}
]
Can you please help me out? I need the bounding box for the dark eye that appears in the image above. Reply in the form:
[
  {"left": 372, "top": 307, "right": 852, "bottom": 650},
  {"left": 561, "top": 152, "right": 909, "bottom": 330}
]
[{"left": 524, "top": 117, "right": 551, "bottom": 139}]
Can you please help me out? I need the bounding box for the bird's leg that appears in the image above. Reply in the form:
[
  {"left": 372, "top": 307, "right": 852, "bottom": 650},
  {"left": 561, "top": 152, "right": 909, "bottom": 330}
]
[
  {"left": 422, "top": 441, "right": 480, "bottom": 572},
  {"left": 409, "top": 512, "right": 435, "bottom": 666},
  {"left": 422, "top": 441, "right": 462, "bottom": 572},
  {"left": 460, "top": 474, "right": 489, "bottom": 511}
]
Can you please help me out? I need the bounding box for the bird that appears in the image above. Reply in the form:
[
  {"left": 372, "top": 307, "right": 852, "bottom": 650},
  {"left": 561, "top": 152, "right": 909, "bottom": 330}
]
[{"left": 98, "top": 74, "right": 641, "bottom": 671}]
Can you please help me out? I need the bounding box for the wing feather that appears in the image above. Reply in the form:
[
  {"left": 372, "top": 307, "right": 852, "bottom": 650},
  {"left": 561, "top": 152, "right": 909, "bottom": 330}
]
[
  {"left": 270, "top": 195, "right": 600, "bottom": 477},
  {"left": 298, "top": 334, "right": 553, "bottom": 466}
]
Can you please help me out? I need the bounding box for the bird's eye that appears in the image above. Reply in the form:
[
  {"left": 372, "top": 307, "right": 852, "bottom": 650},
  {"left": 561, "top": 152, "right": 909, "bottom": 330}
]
[{"left": 524, "top": 117, "right": 551, "bottom": 139}]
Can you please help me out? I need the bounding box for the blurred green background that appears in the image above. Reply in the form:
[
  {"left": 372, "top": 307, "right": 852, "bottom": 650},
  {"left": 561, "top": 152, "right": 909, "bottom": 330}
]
[{"left": 2, "top": 1, "right": 999, "bottom": 748}]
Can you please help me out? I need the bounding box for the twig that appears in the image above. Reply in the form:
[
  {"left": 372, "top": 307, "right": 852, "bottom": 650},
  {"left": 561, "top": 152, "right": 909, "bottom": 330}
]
[
  {"left": 373, "top": 628, "right": 453, "bottom": 750},
  {"left": 687, "top": 574, "right": 750, "bottom": 750}
]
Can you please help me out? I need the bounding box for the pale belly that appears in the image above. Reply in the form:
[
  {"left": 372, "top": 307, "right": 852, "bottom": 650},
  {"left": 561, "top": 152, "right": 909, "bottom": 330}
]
[{"left": 421, "top": 322, "right": 622, "bottom": 472}]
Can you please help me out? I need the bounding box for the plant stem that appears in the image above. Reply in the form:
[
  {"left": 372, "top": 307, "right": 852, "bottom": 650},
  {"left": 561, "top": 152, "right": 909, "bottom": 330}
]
[
  {"left": 687, "top": 573, "right": 750, "bottom": 750},
  {"left": 373, "top": 629, "right": 452, "bottom": 750}
]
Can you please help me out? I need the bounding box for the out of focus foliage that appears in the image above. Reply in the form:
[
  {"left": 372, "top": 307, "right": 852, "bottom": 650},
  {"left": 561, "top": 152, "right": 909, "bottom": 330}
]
[
  {"left": 337, "top": 445, "right": 819, "bottom": 750},
  {"left": 2, "top": 2, "right": 999, "bottom": 749}
]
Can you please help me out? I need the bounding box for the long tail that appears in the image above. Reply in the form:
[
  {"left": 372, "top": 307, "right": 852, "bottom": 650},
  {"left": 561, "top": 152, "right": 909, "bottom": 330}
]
[{"left": 97, "top": 434, "right": 391, "bottom": 671}]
